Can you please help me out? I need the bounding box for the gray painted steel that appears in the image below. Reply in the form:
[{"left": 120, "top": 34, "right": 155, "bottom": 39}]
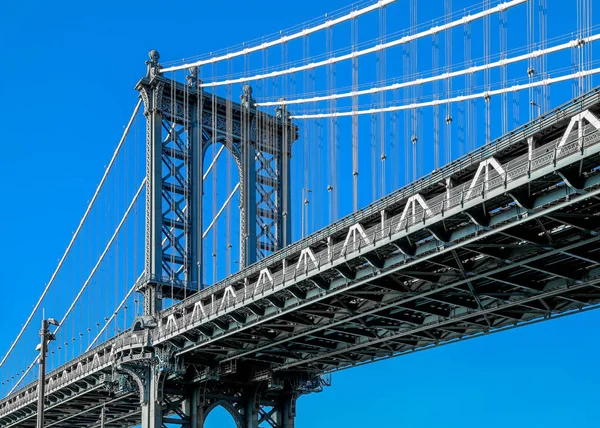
[{"left": 2, "top": 55, "right": 600, "bottom": 427}]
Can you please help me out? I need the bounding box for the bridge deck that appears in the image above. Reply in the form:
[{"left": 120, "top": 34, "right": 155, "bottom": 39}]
[{"left": 2, "top": 88, "right": 600, "bottom": 427}]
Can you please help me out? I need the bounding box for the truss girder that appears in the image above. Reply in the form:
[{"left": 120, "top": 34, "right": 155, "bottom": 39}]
[
  {"left": 136, "top": 70, "right": 295, "bottom": 312},
  {"left": 148, "top": 111, "right": 600, "bottom": 375},
  {"left": 4, "top": 77, "right": 600, "bottom": 428}
]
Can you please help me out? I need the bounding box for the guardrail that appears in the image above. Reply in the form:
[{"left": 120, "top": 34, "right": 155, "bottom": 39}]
[
  {"left": 152, "top": 120, "right": 600, "bottom": 343},
  {"left": 156, "top": 88, "right": 600, "bottom": 323},
  {"left": 1, "top": 88, "right": 600, "bottom": 424},
  {"left": 0, "top": 332, "right": 147, "bottom": 419}
]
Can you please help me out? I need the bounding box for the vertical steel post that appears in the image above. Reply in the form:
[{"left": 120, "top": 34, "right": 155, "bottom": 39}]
[
  {"left": 36, "top": 319, "right": 48, "bottom": 428},
  {"left": 140, "top": 371, "right": 162, "bottom": 428},
  {"left": 241, "top": 85, "right": 257, "bottom": 267},
  {"left": 280, "top": 394, "right": 297, "bottom": 428},
  {"left": 135, "top": 50, "right": 168, "bottom": 428},
  {"left": 136, "top": 49, "right": 164, "bottom": 316},
  {"left": 190, "top": 70, "right": 203, "bottom": 289},
  {"left": 280, "top": 105, "right": 293, "bottom": 247}
]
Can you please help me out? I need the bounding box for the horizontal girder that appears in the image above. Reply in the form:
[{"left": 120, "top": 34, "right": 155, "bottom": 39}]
[{"left": 3, "top": 88, "right": 600, "bottom": 428}]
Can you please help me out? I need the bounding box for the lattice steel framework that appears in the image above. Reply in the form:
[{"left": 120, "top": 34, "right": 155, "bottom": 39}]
[
  {"left": 136, "top": 51, "right": 295, "bottom": 315},
  {"left": 4, "top": 81, "right": 600, "bottom": 428}
]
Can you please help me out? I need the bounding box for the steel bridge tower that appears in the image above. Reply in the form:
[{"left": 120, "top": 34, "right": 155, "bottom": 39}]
[
  {"left": 136, "top": 50, "right": 295, "bottom": 315},
  {"left": 125, "top": 51, "right": 311, "bottom": 428}
]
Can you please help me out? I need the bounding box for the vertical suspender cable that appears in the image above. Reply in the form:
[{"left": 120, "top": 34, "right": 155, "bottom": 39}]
[
  {"left": 211, "top": 65, "right": 218, "bottom": 283},
  {"left": 539, "top": 0, "right": 549, "bottom": 112},
  {"left": 586, "top": 0, "right": 592, "bottom": 90},
  {"left": 528, "top": 0, "right": 537, "bottom": 114},
  {"left": 403, "top": 28, "right": 410, "bottom": 185},
  {"left": 408, "top": 0, "right": 418, "bottom": 181},
  {"left": 303, "top": 32, "right": 311, "bottom": 236},
  {"left": 458, "top": 92, "right": 465, "bottom": 156},
  {"left": 327, "top": 25, "right": 338, "bottom": 223},
  {"left": 312, "top": 59, "right": 318, "bottom": 232},
  {"left": 410, "top": 0, "right": 418, "bottom": 181},
  {"left": 433, "top": 32, "right": 440, "bottom": 170},
  {"left": 484, "top": 0, "right": 491, "bottom": 145},
  {"left": 379, "top": 4, "right": 387, "bottom": 197},
  {"left": 577, "top": 0, "right": 583, "bottom": 95},
  {"left": 513, "top": 91, "right": 520, "bottom": 129},
  {"left": 392, "top": 86, "right": 399, "bottom": 190},
  {"left": 226, "top": 59, "right": 233, "bottom": 276},
  {"left": 0, "top": 99, "right": 141, "bottom": 369},
  {"left": 352, "top": 14, "right": 359, "bottom": 211},
  {"left": 470, "top": 22, "right": 477, "bottom": 154},
  {"left": 445, "top": 0, "right": 453, "bottom": 164},
  {"left": 464, "top": 22, "right": 471, "bottom": 153},
  {"left": 501, "top": 9, "right": 508, "bottom": 135},
  {"left": 371, "top": 92, "right": 377, "bottom": 202}
]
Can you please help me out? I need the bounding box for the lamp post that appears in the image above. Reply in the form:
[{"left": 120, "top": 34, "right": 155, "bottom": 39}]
[
  {"left": 301, "top": 188, "right": 312, "bottom": 239},
  {"left": 530, "top": 101, "right": 542, "bottom": 117},
  {"left": 37, "top": 317, "right": 58, "bottom": 428}
]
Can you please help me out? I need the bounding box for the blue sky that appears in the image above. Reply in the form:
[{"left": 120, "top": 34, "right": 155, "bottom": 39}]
[{"left": 1, "top": 0, "right": 600, "bottom": 426}]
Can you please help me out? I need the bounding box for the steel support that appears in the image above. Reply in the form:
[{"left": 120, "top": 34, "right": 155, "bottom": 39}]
[
  {"left": 137, "top": 50, "right": 166, "bottom": 316},
  {"left": 241, "top": 85, "right": 257, "bottom": 267},
  {"left": 136, "top": 51, "right": 295, "bottom": 307},
  {"left": 35, "top": 321, "right": 48, "bottom": 428},
  {"left": 36, "top": 318, "right": 57, "bottom": 428},
  {"left": 140, "top": 370, "right": 163, "bottom": 428},
  {"left": 180, "top": 383, "right": 302, "bottom": 428},
  {"left": 190, "top": 74, "right": 203, "bottom": 290}
]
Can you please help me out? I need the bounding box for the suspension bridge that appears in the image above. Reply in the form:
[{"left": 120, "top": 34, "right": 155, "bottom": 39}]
[{"left": 1, "top": 0, "right": 599, "bottom": 426}]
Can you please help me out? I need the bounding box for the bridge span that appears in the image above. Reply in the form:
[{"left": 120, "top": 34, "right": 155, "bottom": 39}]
[{"left": 2, "top": 74, "right": 600, "bottom": 427}]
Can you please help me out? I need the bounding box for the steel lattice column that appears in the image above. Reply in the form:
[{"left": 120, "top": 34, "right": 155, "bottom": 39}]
[
  {"left": 180, "top": 382, "right": 305, "bottom": 428},
  {"left": 136, "top": 51, "right": 296, "bottom": 316}
]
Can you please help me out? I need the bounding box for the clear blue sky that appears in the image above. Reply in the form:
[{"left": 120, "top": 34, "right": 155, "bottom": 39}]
[{"left": 1, "top": 0, "right": 600, "bottom": 427}]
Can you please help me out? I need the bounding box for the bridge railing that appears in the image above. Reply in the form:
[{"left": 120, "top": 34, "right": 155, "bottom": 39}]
[
  {"left": 154, "top": 89, "right": 600, "bottom": 330},
  {"left": 152, "top": 122, "right": 600, "bottom": 343},
  {"left": 0, "top": 330, "right": 148, "bottom": 418},
  {"left": 3, "top": 91, "right": 599, "bottom": 423},
  {"left": 9, "top": 120, "right": 590, "bottom": 411},
  {"left": 378, "top": 123, "right": 596, "bottom": 234}
]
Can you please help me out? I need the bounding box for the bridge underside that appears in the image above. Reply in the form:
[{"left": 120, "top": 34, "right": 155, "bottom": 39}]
[
  {"left": 165, "top": 99, "right": 600, "bottom": 377},
  {"left": 180, "top": 170, "right": 600, "bottom": 374}
]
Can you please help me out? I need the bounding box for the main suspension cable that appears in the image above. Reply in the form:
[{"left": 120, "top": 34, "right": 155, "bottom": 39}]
[
  {"left": 160, "top": 0, "right": 396, "bottom": 73},
  {"left": 197, "top": 0, "right": 526, "bottom": 88},
  {"left": 257, "top": 33, "right": 600, "bottom": 107},
  {"left": 57, "top": 180, "right": 146, "bottom": 331},
  {"left": 291, "top": 67, "right": 600, "bottom": 119},
  {"left": 7, "top": 179, "right": 145, "bottom": 396},
  {"left": 0, "top": 99, "right": 142, "bottom": 369},
  {"left": 86, "top": 272, "right": 144, "bottom": 351}
]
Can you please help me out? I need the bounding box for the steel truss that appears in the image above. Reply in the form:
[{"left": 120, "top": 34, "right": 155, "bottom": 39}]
[
  {"left": 135, "top": 51, "right": 295, "bottom": 314},
  {"left": 4, "top": 67, "right": 600, "bottom": 428}
]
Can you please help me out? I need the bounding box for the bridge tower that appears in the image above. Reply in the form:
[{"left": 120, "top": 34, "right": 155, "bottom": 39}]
[
  {"left": 135, "top": 50, "right": 295, "bottom": 316},
  {"left": 125, "top": 51, "right": 300, "bottom": 428}
]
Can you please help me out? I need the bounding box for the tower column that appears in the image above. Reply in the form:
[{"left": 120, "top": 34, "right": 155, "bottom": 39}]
[
  {"left": 118, "top": 362, "right": 165, "bottom": 428},
  {"left": 140, "top": 367, "right": 163, "bottom": 428},
  {"left": 241, "top": 85, "right": 257, "bottom": 267},
  {"left": 277, "top": 102, "right": 293, "bottom": 248},
  {"left": 137, "top": 50, "right": 165, "bottom": 316},
  {"left": 184, "top": 383, "right": 306, "bottom": 428},
  {"left": 189, "top": 68, "right": 203, "bottom": 289}
]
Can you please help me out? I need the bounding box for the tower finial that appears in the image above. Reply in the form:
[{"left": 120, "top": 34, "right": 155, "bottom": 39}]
[
  {"left": 145, "top": 49, "right": 162, "bottom": 79},
  {"left": 187, "top": 67, "right": 199, "bottom": 89},
  {"left": 241, "top": 84, "right": 255, "bottom": 109}
]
